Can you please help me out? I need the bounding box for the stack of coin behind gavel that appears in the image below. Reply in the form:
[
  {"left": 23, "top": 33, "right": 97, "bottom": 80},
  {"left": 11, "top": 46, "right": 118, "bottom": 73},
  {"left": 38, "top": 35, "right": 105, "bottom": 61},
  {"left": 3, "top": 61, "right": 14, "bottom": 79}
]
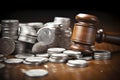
[{"left": 70, "top": 13, "right": 120, "bottom": 56}]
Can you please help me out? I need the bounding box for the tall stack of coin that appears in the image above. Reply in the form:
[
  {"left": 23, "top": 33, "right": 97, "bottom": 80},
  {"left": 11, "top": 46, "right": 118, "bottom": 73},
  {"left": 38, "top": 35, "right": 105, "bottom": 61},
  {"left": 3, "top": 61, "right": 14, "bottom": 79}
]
[
  {"left": 53, "top": 17, "right": 72, "bottom": 49},
  {"left": 13, "top": 23, "right": 27, "bottom": 54},
  {"left": 18, "top": 23, "right": 37, "bottom": 53},
  {"left": 1, "top": 19, "right": 19, "bottom": 40}
]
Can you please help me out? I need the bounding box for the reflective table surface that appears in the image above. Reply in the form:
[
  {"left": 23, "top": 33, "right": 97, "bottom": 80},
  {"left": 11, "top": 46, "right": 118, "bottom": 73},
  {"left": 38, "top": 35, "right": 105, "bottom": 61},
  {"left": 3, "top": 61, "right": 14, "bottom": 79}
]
[{"left": 0, "top": 52, "right": 120, "bottom": 80}]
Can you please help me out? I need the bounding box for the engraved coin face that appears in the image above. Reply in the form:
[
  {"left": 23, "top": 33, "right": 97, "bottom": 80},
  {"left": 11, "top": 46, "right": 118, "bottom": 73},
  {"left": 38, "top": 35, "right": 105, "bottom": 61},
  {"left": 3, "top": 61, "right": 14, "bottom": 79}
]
[
  {"left": 37, "top": 27, "right": 55, "bottom": 45},
  {"left": 0, "top": 37, "right": 15, "bottom": 55}
]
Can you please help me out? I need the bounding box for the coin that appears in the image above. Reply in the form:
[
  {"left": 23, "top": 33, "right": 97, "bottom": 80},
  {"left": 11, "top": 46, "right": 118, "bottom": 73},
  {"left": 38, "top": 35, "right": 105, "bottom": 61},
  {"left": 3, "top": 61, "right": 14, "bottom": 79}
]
[
  {"left": 23, "top": 69, "right": 48, "bottom": 77},
  {"left": 0, "top": 37, "right": 15, "bottom": 55}
]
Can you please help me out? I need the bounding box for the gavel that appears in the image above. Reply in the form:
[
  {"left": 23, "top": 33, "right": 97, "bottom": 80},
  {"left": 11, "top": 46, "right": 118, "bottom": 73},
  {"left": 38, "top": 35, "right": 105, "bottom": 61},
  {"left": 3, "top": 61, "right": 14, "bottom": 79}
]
[{"left": 70, "top": 13, "right": 120, "bottom": 56}]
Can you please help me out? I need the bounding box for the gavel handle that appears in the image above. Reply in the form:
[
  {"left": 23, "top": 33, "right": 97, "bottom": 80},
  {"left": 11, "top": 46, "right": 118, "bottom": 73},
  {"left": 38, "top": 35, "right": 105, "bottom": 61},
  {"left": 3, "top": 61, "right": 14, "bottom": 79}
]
[{"left": 96, "top": 29, "right": 120, "bottom": 45}]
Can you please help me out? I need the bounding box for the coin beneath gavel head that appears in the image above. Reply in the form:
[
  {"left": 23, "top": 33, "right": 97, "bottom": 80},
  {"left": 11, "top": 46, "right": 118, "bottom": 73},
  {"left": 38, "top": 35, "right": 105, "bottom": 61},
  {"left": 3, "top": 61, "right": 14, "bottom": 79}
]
[{"left": 70, "top": 13, "right": 120, "bottom": 56}]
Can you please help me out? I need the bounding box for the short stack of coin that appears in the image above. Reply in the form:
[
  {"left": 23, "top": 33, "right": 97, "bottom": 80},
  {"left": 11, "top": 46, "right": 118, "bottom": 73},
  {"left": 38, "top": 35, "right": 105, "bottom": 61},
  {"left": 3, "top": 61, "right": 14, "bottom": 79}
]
[
  {"left": 66, "top": 60, "right": 88, "bottom": 68},
  {"left": 93, "top": 50, "right": 111, "bottom": 60},
  {"left": 49, "top": 53, "right": 68, "bottom": 63},
  {"left": 1, "top": 19, "right": 19, "bottom": 40},
  {"left": 63, "top": 50, "right": 82, "bottom": 59}
]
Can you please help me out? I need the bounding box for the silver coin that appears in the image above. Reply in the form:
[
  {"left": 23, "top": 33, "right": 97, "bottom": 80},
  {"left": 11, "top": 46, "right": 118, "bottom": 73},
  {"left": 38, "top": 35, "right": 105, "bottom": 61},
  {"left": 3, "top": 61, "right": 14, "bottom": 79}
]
[
  {"left": 0, "top": 37, "right": 15, "bottom": 55},
  {"left": 15, "top": 53, "right": 35, "bottom": 59},
  {"left": 25, "top": 57, "right": 48, "bottom": 63},
  {"left": 37, "top": 27, "right": 55, "bottom": 45},
  {"left": 27, "top": 22, "right": 44, "bottom": 31},
  {"left": 32, "top": 41, "right": 48, "bottom": 53},
  {"left": 47, "top": 47, "right": 66, "bottom": 53},
  {"left": 36, "top": 53, "right": 49, "bottom": 58},
  {"left": 4, "top": 58, "right": 23, "bottom": 63},
  {"left": 63, "top": 50, "right": 82, "bottom": 55},
  {"left": 67, "top": 60, "right": 88, "bottom": 67},
  {"left": 18, "top": 35, "right": 37, "bottom": 44},
  {"left": 49, "top": 57, "right": 66, "bottom": 63},
  {"left": 78, "top": 56, "right": 93, "bottom": 61},
  {"left": 53, "top": 17, "right": 71, "bottom": 29},
  {"left": 94, "top": 50, "right": 111, "bottom": 60},
  {"left": 50, "top": 53, "right": 68, "bottom": 60},
  {"left": 22, "top": 69, "right": 48, "bottom": 77}
]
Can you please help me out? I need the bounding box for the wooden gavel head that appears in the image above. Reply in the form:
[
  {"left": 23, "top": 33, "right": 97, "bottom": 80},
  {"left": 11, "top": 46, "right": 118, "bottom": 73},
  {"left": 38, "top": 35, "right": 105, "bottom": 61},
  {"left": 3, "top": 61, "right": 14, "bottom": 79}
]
[
  {"left": 70, "top": 13, "right": 100, "bottom": 56},
  {"left": 70, "top": 13, "right": 120, "bottom": 56}
]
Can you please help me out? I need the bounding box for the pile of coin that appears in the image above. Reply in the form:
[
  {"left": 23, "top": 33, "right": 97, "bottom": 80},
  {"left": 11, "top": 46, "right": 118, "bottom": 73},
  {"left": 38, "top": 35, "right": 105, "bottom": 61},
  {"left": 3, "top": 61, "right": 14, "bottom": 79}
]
[
  {"left": 93, "top": 50, "right": 111, "bottom": 60},
  {"left": 37, "top": 17, "right": 72, "bottom": 49}
]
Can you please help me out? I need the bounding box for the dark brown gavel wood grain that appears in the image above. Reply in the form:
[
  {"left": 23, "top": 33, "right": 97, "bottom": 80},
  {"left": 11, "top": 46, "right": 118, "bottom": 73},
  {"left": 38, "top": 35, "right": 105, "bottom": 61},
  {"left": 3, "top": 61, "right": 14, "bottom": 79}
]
[{"left": 70, "top": 13, "right": 120, "bottom": 56}]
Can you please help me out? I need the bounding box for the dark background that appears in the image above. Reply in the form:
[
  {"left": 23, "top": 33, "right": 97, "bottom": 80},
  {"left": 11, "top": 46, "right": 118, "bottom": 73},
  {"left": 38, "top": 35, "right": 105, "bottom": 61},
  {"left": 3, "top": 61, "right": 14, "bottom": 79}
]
[{"left": 0, "top": 0, "right": 120, "bottom": 32}]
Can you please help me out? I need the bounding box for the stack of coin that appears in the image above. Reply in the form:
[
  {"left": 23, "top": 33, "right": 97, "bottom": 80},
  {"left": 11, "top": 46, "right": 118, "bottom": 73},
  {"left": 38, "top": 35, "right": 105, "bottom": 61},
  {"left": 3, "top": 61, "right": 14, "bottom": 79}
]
[
  {"left": 47, "top": 47, "right": 66, "bottom": 54},
  {"left": 27, "top": 22, "right": 44, "bottom": 32},
  {"left": 49, "top": 53, "right": 68, "bottom": 63},
  {"left": 66, "top": 60, "right": 88, "bottom": 68},
  {"left": 77, "top": 56, "right": 93, "bottom": 61},
  {"left": 53, "top": 17, "right": 72, "bottom": 49},
  {"left": 54, "top": 25, "right": 72, "bottom": 49},
  {"left": 18, "top": 24, "right": 37, "bottom": 44},
  {"left": 1, "top": 19, "right": 19, "bottom": 40},
  {"left": 63, "top": 50, "right": 82, "bottom": 59},
  {"left": 14, "top": 41, "right": 27, "bottom": 54},
  {"left": 53, "top": 17, "right": 71, "bottom": 29},
  {"left": 93, "top": 50, "right": 111, "bottom": 60}
]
